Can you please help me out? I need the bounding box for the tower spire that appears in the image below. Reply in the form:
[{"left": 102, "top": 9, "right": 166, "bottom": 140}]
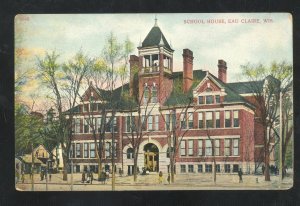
[{"left": 154, "top": 14, "right": 158, "bottom": 27}]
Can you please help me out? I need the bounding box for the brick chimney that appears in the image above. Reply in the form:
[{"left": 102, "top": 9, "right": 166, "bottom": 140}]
[
  {"left": 129, "top": 55, "right": 139, "bottom": 96},
  {"left": 182, "top": 49, "right": 194, "bottom": 93},
  {"left": 218, "top": 59, "right": 227, "bottom": 83}
]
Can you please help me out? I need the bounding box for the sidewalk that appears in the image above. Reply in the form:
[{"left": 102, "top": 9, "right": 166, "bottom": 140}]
[{"left": 16, "top": 172, "right": 293, "bottom": 191}]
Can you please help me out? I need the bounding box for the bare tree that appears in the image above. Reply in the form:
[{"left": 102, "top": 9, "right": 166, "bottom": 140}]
[
  {"left": 241, "top": 61, "right": 292, "bottom": 181},
  {"left": 159, "top": 79, "right": 195, "bottom": 183},
  {"left": 37, "top": 50, "right": 92, "bottom": 181},
  {"left": 122, "top": 84, "right": 158, "bottom": 182}
]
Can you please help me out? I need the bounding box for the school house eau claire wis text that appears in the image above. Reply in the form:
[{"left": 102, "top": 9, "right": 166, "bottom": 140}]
[{"left": 184, "top": 18, "right": 265, "bottom": 24}]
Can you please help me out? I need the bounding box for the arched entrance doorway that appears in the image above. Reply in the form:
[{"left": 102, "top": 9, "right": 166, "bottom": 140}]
[{"left": 144, "top": 143, "right": 159, "bottom": 172}]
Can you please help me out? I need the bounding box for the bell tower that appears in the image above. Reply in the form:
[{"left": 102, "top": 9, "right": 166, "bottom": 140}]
[{"left": 134, "top": 18, "right": 174, "bottom": 105}]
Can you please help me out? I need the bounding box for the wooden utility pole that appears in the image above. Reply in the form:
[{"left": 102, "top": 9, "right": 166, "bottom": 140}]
[
  {"left": 279, "top": 91, "right": 283, "bottom": 185},
  {"left": 31, "top": 143, "right": 34, "bottom": 191}
]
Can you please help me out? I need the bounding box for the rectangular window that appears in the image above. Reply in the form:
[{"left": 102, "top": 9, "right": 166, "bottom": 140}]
[
  {"left": 106, "top": 117, "right": 117, "bottom": 132},
  {"left": 76, "top": 143, "right": 81, "bottom": 158},
  {"left": 198, "top": 96, "right": 204, "bottom": 104},
  {"left": 105, "top": 142, "right": 111, "bottom": 158},
  {"left": 214, "top": 139, "right": 220, "bottom": 156},
  {"left": 70, "top": 143, "right": 75, "bottom": 158},
  {"left": 180, "top": 141, "right": 186, "bottom": 156},
  {"left": 75, "top": 118, "right": 80, "bottom": 133},
  {"left": 113, "top": 117, "right": 117, "bottom": 132},
  {"left": 233, "top": 164, "right": 239, "bottom": 173},
  {"left": 90, "top": 143, "right": 95, "bottom": 158},
  {"left": 198, "top": 140, "right": 203, "bottom": 156},
  {"left": 233, "top": 110, "right": 239, "bottom": 127},
  {"left": 144, "top": 88, "right": 149, "bottom": 104},
  {"left": 165, "top": 114, "right": 171, "bottom": 131},
  {"left": 225, "top": 164, "right": 231, "bottom": 173},
  {"left": 188, "top": 165, "right": 194, "bottom": 173},
  {"left": 198, "top": 112, "right": 204, "bottom": 128},
  {"left": 84, "top": 118, "right": 89, "bottom": 133},
  {"left": 84, "top": 143, "right": 89, "bottom": 158},
  {"left": 96, "top": 117, "right": 101, "bottom": 133},
  {"left": 180, "top": 113, "right": 186, "bottom": 129},
  {"left": 83, "top": 104, "right": 89, "bottom": 112},
  {"left": 91, "top": 118, "right": 96, "bottom": 132},
  {"left": 188, "top": 112, "right": 193, "bottom": 129},
  {"left": 126, "top": 116, "right": 131, "bottom": 132},
  {"left": 197, "top": 165, "right": 203, "bottom": 173},
  {"left": 225, "top": 139, "right": 231, "bottom": 156},
  {"left": 216, "top": 164, "right": 221, "bottom": 173},
  {"left": 206, "top": 112, "right": 213, "bottom": 128},
  {"left": 206, "top": 95, "right": 213, "bottom": 104},
  {"left": 215, "top": 95, "right": 220, "bottom": 103},
  {"left": 113, "top": 142, "right": 117, "bottom": 157},
  {"left": 148, "top": 115, "right": 153, "bottom": 131},
  {"left": 152, "top": 87, "right": 157, "bottom": 103},
  {"left": 180, "top": 165, "right": 186, "bottom": 173},
  {"left": 205, "top": 164, "right": 212, "bottom": 173},
  {"left": 188, "top": 140, "right": 193, "bottom": 156},
  {"left": 142, "top": 115, "right": 146, "bottom": 131},
  {"left": 91, "top": 103, "right": 97, "bottom": 111},
  {"left": 205, "top": 140, "right": 212, "bottom": 156},
  {"left": 225, "top": 111, "right": 231, "bottom": 127},
  {"left": 215, "top": 112, "right": 220, "bottom": 128},
  {"left": 233, "top": 139, "right": 239, "bottom": 156},
  {"left": 154, "top": 115, "right": 159, "bottom": 131}
]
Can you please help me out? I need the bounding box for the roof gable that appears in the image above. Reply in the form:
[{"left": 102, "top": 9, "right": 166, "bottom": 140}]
[{"left": 194, "top": 74, "right": 224, "bottom": 94}]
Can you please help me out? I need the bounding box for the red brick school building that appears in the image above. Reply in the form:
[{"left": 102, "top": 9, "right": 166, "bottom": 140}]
[{"left": 68, "top": 20, "right": 273, "bottom": 175}]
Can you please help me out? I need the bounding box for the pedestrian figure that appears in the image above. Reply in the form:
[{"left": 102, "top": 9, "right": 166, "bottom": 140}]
[
  {"left": 167, "top": 173, "right": 170, "bottom": 184},
  {"left": 90, "top": 171, "right": 93, "bottom": 184},
  {"left": 238, "top": 168, "right": 243, "bottom": 183},
  {"left": 159, "top": 171, "right": 163, "bottom": 184},
  {"left": 21, "top": 171, "right": 25, "bottom": 183},
  {"left": 106, "top": 170, "right": 109, "bottom": 180},
  {"left": 262, "top": 165, "right": 265, "bottom": 175},
  {"left": 40, "top": 170, "right": 44, "bottom": 181},
  {"left": 81, "top": 171, "right": 86, "bottom": 183}
]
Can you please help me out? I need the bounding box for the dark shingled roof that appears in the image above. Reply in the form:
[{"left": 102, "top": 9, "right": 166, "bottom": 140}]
[
  {"left": 227, "top": 81, "right": 264, "bottom": 94},
  {"left": 142, "top": 26, "right": 173, "bottom": 51}
]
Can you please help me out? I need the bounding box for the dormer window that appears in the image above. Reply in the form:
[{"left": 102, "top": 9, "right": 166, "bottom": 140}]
[
  {"left": 198, "top": 95, "right": 221, "bottom": 105},
  {"left": 198, "top": 96, "right": 204, "bottom": 104},
  {"left": 215, "top": 95, "right": 220, "bottom": 103},
  {"left": 206, "top": 95, "right": 213, "bottom": 104}
]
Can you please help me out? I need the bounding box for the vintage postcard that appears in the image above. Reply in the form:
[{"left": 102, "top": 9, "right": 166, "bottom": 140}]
[{"left": 15, "top": 13, "right": 293, "bottom": 191}]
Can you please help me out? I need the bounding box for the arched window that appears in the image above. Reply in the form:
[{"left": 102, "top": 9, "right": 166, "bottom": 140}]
[
  {"left": 152, "top": 86, "right": 157, "bottom": 103},
  {"left": 144, "top": 85, "right": 149, "bottom": 104},
  {"left": 127, "top": 148, "right": 134, "bottom": 159}
]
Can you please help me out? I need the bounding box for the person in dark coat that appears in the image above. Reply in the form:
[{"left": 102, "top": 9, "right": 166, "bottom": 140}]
[
  {"left": 90, "top": 171, "right": 93, "bottom": 184},
  {"left": 238, "top": 168, "right": 243, "bottom": 183},
  {"left": 167, "top": 173, "right": 170, "bottom": 184},
  {"left": 81, "top": 171, "right": 86, "bottom": 183},
  {"left": 262, "top": 165, "right": 265, "bottom": 175}
]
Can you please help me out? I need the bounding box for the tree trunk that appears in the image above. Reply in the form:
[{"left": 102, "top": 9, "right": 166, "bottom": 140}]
[
  {"left": 264, "top": 149, "right": 270, "bottom": 181},
  {"left": 170, "top": 151, "right": 175, "bottom": 183},
  {"left": 97, "top": 158, "right": 102, "bottom": 181},
  {"left": 62, "top": 154, "right": 68, "bottom": 181},
  {"left": 133, "top": 153, "right": 138, "bottom": 182},
  {"left": 213, "top": 158, "right": 216, "bottom": 183}
]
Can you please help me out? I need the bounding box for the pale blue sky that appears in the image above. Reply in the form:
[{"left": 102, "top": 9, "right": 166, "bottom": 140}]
[{"left": 15, "top": 13, "right": 292, "bottom": 107}]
